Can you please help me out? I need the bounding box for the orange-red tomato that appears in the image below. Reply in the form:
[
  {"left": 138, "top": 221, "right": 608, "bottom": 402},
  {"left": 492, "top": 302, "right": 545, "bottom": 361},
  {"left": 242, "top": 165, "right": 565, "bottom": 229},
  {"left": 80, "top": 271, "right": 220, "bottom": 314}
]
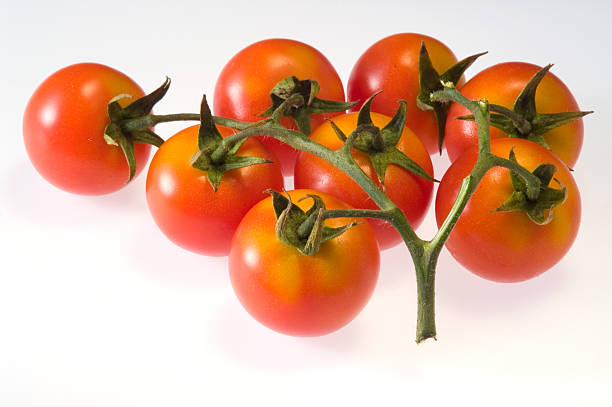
[
  {"left": 228, "top": 189, "right": 380, "bottom": 336},
  {"left": 23, "top": 63, "right": 151, "bottom": 195},
  {"left": 347, "top": 33, "right": 461, "bottom": 155},
  {"left": 294, "top": 112, "right": 434, "bottom": 250},
  {"left": 213, "top": 38, "right": 345, "bottom": 175},
  {"left": 146, "top": 125, "right": 283, "bottom": 256},
  {"left": 445, "top": 62, "right": 584, "bottom": 167},
  {"left": 435, "top": 138, "right": 581, "bottom": 282}
]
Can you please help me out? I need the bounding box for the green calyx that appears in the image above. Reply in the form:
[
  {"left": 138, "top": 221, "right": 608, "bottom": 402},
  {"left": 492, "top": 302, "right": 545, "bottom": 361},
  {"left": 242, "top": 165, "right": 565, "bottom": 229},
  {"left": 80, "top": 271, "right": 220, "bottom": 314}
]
[
  {"left": 334, "top": 93, "right": 437, "bottom": 187},
  {"left": 104, "top": 78, "right": 169, "bottom": 182},
  {"left": 417, "top": 42, "right": 487, "bottom": 152},
  {"left": 259, "top": 76, "right": 357, "bottom": 135},
  {"left": 494, "top": 148, "right": 567, "bottom": 225},
  {"left": 268, "top": 190, "right": 360, "bottom": 256},
  {"left": 190, "top": 96, "right": 271, "bottom": 191},
  {"left": 459, "top": 64, "right": 593, "bottom": 152}
]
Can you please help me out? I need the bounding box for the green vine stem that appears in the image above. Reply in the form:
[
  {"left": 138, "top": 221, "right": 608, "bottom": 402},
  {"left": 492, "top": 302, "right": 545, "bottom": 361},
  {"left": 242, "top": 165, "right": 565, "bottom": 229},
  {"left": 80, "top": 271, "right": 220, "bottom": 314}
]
[
  {"left": 219, "top": 83, "right": 541, "bottom": 343},
  {"left": 120, "top": 113, "right": 254, "bottom": 133},
  {"left": 410, "top": 83, "right": 542, "bottom": 342},
  {"left": 115, "top": 81, "right": 543, "bottom": 343}
]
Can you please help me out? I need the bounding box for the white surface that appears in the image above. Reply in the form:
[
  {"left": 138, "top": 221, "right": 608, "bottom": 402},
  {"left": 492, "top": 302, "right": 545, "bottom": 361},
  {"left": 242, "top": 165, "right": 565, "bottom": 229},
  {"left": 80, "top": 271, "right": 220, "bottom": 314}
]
[{"left": 1, "top": 1, "right": 611, "bottom": 405}]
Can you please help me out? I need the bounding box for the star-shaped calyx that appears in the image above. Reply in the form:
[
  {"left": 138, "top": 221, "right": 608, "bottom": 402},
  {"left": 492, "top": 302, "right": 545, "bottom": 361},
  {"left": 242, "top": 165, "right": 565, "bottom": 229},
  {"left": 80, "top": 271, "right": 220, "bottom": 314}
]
[
  {"left": 104, "top": 78, "right": 169, "bottom": 182},
  {"left": 190, "top": 95, "right": 272, "bottom": 191},
  {"left": 494, "top": 148, "right": 567, "bottom": 225},
  {"left": 459, "top": 64, "right": 593, "bottom": 156},
  {"left": 417, "top": 42, "right": 488, "bottom": 152},
  {"left": 268, "top": 190, "right": 361, "bottom": 256},
  {"left": 331, "top": 93, "right": 437, "bottom": 188},
  {"left": 259, "top": 76, "right": 357, "bottom": 135}
]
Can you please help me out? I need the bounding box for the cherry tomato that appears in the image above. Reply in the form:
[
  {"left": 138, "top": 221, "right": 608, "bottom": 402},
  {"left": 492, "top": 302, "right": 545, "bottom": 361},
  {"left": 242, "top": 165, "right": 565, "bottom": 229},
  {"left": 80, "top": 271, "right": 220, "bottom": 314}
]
[
  {"left": 347, "top": 33, "right": 461, "bottom": 155},
  {"left": 445, "top": 62, "right": 584, "bottom": 167},
  {"left": 23, "top": 63, "right": 151, "bottom": 195},
  {"left": 213, "top": 38, "right": 345, "bottom": 175},
  {"left": 229, "top": 189, "right": 380, "bottom": 336},
  {"left": 294, "top": 112, "right": 434, "bottom": 250},
  {"left": 146, "top": 125, "right": 283, "bottom": 256},
  {"left": 435, "top": 138, "right": 581, "bottom": 282}
]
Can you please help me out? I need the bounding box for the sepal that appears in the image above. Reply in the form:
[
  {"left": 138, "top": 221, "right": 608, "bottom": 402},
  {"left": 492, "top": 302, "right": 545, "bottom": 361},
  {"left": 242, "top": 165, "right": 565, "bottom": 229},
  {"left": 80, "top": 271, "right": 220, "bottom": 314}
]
[
  {"left": 267, "top": 191, "right": 360, "bottom": 255},
  {"left": 132, "top": 129, "right": 165, "bottom": 147},
  {"left": 370, "top": 148, "right": 437, "bottom": 187},
  {"left": 103, "top": 78, "right": 171, "bottom": 182},
  {"left": 122, "top": 77, "right": 170, "bottom": 119},
  {"left": 513, "top": 65, "right": 552, "bottom": 121},
  {"left": 494, "top": 148, "right": 568, "bottom": 225},
  {"left": 458, "top": 65, "right": 593, "bottom": 151},
  {"left": 342, "top": 94, "right": 436, "bottom": 185},
  {"left": 417, "top": 42, "right": 486, "bottom": 152},
  {"left": 197, "top": 95, "right": 223, "bottom": 151},
  {"left": 190, "top": 96, "right": 273, "bottom": 191},
  {"left": 260, "top": 76, "right": 357, "bottom": 135},
  {"left": 531, "top": 110, "right": 593, "bottom": 139}
]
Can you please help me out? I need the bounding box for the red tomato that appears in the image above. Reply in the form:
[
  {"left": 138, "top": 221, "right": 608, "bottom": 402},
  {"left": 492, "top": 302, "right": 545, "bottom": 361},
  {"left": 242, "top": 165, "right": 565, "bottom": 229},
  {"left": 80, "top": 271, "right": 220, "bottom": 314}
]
[
  {"left": 146, "top": 125, "right": 283, "bottom": 256},
  {"left": 435, "top": 138, "right": 581, "bottom": 282},
  {"left": 228, "top": 189, "right": 380, "bottom": 336},
  {"left": 445, "top": 62, "right": 584, "bottom": 167},
  {"left": 294, "top": 112, "right": 434, "bottom": 250},
  {"left": 23, "top": 63, "right": 151, "bottom": 195},
  {"left": 213, "top": 38, "right": 345, "bottom": 175},
  {"left": 347, "top": 33, "right": 461, "bottom": 155}
]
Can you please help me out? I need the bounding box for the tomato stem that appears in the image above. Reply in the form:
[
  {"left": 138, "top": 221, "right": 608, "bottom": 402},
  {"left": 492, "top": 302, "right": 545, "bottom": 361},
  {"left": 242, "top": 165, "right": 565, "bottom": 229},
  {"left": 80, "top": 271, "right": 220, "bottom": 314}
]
[
  {"left": 322, "top": 208, "right": 397, "bottom": 221},
  {"left": 119, "top": 80, "right": 545, "bottom": 343},
  {"left": 121, "top": 113, "right": 257, "bottom": 133},
  {"left": 401, "top": 84, "right": 545, "bottom": 343},
  {"left": 415, "top": 253, "right": 437, "bottom": 343}
]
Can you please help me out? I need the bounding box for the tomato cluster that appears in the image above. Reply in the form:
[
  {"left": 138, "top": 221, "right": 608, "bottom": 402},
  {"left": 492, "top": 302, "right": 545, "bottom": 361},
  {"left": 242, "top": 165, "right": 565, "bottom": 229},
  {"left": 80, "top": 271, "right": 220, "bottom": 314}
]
[{"left": 23, "top": 34, "right": 586, "bottom": 340}]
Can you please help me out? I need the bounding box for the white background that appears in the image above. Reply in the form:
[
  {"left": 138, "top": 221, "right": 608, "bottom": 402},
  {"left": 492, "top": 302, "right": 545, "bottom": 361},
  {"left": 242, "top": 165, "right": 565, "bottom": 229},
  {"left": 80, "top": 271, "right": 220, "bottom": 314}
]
[{"left": 1, "top": 0, "right": 611, "bottom": 405}]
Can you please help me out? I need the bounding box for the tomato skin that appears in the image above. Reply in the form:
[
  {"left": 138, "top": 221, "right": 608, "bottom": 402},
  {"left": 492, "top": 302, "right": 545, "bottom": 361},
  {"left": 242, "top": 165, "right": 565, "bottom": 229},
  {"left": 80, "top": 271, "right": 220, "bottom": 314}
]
[
  {"left": 23, "top": 63, "right": 151, "bottom": 195},
  {"left": 347, "top": 33, "right": 460, "bottom": 155},
  {"left": 146, "top": 125, "right": 283, "bottom": 256},
  {"left": 435, "top": 138, "right": 581, "bottom": 282},
  {"left": 229, "top": 189, "right": 380, "bottom": 336},
  {"left": 294, "top": 112, "right": 434, "bottom": 250},
  {"left": 213, "top": 38, "right": 345, "bottom": 175},
  {"left": 445, "top": 62, "right": 584, "bottom": 167}
]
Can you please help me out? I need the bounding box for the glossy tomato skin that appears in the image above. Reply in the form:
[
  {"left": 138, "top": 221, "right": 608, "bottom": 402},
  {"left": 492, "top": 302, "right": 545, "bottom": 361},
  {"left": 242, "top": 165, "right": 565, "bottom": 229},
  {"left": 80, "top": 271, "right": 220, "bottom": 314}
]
[
  {"left": 229, "top": 189, "right": 380, "bottom": 336},
  {"left": 294, "top": 112, "right": 434, "bottom": 250},
  {"left": 213, "top": 38, "right": 345, "bottom": 175},
  {"left": 347, "top": 33, "right": 460, "bottom": 155},
  {"left": 445, "top": 62, "right": 584, "bottom": 167},
  {"left": 435, "top": 138, "right": 581, "bottom": 282},
  {"left": 146, "top": 125, "right": 283, "bottom": 256},
  {"left": 23, "top": 63, "right": 151, "bottom": 195}
]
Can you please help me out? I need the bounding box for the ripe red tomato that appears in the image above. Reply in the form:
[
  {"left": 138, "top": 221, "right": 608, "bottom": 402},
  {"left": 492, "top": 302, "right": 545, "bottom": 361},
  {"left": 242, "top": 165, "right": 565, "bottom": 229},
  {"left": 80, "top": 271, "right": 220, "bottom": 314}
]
[
  {"left": 146, "top": 125, "right": 283, "bottom": 256},
  {"left": 435, "top": 138, "right": 581, "bottom": 282},
  {"left": 23, "top": 63, "right": 151, "bottom": 195},
  {"left": 228, "top": 189, "right": 380, "bottom": 336},
  {"left": 347, "top": 33, "right": 461, "bottom": 155},
  {"left": 445, "top": 62, "right": 584, "bottom": 167},
  {"left": 213, "top": 38, "right": 345, "bottom": 175},
  {"left": 294, "top": 112, "right": 434, "bottom": 250}
]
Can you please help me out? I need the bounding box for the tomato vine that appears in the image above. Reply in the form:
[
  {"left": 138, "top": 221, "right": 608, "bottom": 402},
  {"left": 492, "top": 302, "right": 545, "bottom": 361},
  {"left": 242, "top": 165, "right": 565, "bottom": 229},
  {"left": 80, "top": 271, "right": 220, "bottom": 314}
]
[{"left": 26, "top": 43, "right": 585, "bottom": 342}]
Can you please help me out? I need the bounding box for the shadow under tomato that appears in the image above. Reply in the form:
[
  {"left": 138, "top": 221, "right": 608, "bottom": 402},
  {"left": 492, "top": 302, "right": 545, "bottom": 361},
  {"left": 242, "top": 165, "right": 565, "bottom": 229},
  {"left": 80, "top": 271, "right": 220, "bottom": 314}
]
[
  {"left": 435, "top": 249, "right": 569, "bottom": 316},
  {"left": 209, "top": 299, "right": 370, "bottom": 372},
  {"left": 121, "top": 219, "right": 229, "bottom": 290},
  {"left": 1, "top": 161, "right": 150, "bottom": 228}
]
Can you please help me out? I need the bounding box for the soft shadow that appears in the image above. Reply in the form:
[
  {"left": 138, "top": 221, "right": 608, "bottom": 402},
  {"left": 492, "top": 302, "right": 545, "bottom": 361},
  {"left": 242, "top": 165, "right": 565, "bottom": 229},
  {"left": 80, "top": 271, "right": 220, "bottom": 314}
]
[
  {"left": 209, "top": 299, "right": 365, "bottom": 372},
  {"left": 436, "top": 249, "right": 569, "bottom": 316},
  {"left": 1, "top": 161, "right": 149, "bottom": 228},
  {"left": 122, "top": 218, "right": 229, "bottom": 289}
]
